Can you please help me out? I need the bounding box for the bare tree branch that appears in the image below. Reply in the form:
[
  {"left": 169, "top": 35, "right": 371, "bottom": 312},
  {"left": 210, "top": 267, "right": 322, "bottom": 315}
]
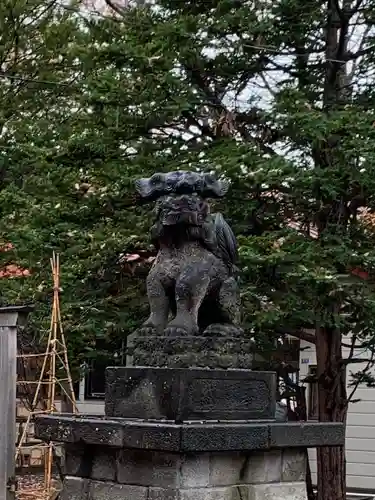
[
  {"left": 276, "top": 327, "right": 316, "bottom": 345},
  {"left": 348, "top": 24, "right": 372, "bottom": 80},
  {"left": 341, "top": 357, "right": 374, "bottom": 364},
  {"left": 346, "top": 350, "right": 375, "bottom": 405},
  {"left": 104, "top": 0, "right": 129, "bottom": 17}
]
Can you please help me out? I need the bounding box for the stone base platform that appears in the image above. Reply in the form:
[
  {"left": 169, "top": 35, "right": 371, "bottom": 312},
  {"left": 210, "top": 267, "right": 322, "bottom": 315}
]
[
  {"left": 35, "top": 415, "right": 344, "bottom": 452},
  {"left": 35, "top": 363, "right": 345, "bottom": 500},
  {"left": 36, "top": 416, "right": 334, "bottom": 500}
]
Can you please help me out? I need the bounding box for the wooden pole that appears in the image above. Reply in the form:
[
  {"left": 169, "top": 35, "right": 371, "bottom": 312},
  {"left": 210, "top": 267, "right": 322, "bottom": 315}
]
[
  {"left": 15, "top": 254, "right": 77, "bottom": 500},
  {"left": 44, "top": 253, "right": 78, "bottom": 497},
  {"left": 0, "top": 306, "right": 32, "bottom": 500}
]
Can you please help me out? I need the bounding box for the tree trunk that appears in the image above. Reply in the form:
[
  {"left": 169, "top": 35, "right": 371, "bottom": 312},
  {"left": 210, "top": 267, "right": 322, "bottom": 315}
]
[
  {"left": 315, "top": 325, "right": 347, "bottom": 500},
  {"left": 296, "top": 386, "right": 315, "bottom": 500}
]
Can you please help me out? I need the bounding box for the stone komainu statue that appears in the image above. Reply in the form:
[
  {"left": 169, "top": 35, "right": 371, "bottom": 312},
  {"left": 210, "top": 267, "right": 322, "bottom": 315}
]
[{"left": 135, "top": 171, "right": 242, "bottom": 337}]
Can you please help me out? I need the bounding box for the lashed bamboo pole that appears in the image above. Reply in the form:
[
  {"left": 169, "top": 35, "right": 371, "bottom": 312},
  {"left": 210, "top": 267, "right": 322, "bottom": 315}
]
[{"left": 16, "top": 253, "right": 78, "bottom": 500}]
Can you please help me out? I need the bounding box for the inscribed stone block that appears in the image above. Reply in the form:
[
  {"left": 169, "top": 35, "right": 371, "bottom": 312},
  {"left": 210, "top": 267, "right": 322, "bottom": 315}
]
[{"left": 105, "top": 367, "right": 276, "bottom": 421}]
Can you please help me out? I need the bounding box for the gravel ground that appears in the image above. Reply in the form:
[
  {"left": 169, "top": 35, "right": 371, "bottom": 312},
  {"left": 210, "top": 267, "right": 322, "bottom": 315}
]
[{"left": 16, "top": 473, "right": 61, "bottom": 500}]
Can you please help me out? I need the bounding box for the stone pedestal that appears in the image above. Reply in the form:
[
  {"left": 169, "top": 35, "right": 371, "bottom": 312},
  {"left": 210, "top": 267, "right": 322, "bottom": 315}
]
[
  {"left": 36, "top": 413, "right": 344, "bottom": 500},
  {"left": 126, "top": 334, "right": 254, "bottom": 369},
  {"left": 35, "top": 334, "right": 345, "bottom": 500}
]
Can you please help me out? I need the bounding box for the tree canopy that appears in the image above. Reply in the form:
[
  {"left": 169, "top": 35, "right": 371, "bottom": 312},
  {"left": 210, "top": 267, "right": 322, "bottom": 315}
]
[{"left": 1, "top": 1, "right": 375, "bottom": 496}]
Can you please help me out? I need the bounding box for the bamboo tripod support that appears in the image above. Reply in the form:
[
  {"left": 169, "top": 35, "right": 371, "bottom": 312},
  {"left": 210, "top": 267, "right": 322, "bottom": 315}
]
[{"left": 16, "top": 253, "right": 78, "bottom": 499}]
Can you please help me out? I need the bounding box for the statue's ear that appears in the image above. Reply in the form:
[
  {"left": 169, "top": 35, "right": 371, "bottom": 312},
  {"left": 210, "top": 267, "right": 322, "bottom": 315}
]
[
  {"left": 134, "top": 177, "right": 150, "bottom": 198},
  {"left": 202, "top": 174, "right": 229, "bottom": 198},
  {"left": 135, "top": 174, "right": 166, "bottom": 201}
]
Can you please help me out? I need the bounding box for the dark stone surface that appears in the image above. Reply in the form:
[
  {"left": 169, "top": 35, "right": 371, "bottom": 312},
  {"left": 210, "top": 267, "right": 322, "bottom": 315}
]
[
  {"left": 91, "top": 448, "right": 117, "bottom": 481},
  {"left": 133, "top": 351, "right": 254, "bottom": 369},
  {"left": 36, "top": 415, "right": 181, "bottom": 451},
  {"left": 36, "top": 415, "right": 123, "bottom": 447},
  {"left": 105, "top": 366, "right": 180, "bottom": 420},
  {"left": 65, "top": 443, "right": 87, "bottom": 476},
  {"left": 132, "top": 336, "right": 254, "bottom": 353},
  {"left": 61, "top": 477, "right": 148, "bottom": 500},
  {"left": 181, "top": 423, "right": 270, "bottom": 452},
  {"left": 64, "top": 445, "right": 181, "bottom": 486},
  {"left": 89, "top": 480, "right": 148, "bottom": 500},
  {"left": 35, "top": 414, "right": 345, "bottom": 452},
  {"left": 117, "top": 449, "right": 180, "bottom": 487},
  {"left": 130, "top": 336, "right": 254, "bottom": 369},
  {"left": 36, "top": 416, "right": 75, "bottom": 443},
  {"left": 121, "top": 420, "right": 181, "bottom": 451},
  {"left": 60, "top": 478, "right": 250, "bottom": 500},
  {"left": 60, "top": 477, "right": 88, "bottom": 500},
  {"left": 269, "top": 422, "right": 345, "bottom": 448},
  {"left": 105, "top": 367, "right": 276, "bottom": 421}
]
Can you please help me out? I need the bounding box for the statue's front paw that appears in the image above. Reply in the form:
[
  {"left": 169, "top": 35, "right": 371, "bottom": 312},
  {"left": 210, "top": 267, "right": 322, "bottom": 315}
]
[
  {"left": 164, "top": 316, "right": 199, "bottom": 337},
  {"left": 203, "top": 323, "right": 243, "bottom": 337},
  {"left": 164, "top": 326, "right": 190, "bottom": 337},
  {"left": 137, "top": 325, "right": 158, "bottom": 336}
]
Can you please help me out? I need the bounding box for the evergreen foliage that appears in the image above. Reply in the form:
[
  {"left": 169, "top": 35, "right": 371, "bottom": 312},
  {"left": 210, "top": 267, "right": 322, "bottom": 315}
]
[{"left": 1, "top": 2, "right": 375, "bottom": 495}]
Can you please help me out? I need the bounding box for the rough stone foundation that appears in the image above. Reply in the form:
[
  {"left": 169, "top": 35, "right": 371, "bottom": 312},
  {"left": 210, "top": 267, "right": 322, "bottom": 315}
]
[{"left": 61, "top": 447, "right": 307, "bottom": 500}]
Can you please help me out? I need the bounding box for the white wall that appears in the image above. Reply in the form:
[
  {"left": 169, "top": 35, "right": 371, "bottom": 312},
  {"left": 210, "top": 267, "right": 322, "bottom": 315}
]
[
  {"left": 73, "top": 370, "right": 105, "bottom": 414},
  {"left": 75, "top": 373, "right": 105, "bottom": 414},
  {"left": 300, "top": 338, "right": 375, "bottom": 492},
  {"left": 76, "top": 400, "right": 104, "bottom": 414},
  {"left": 18, "top": 398, "right": 105, "bottom": 415}
]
